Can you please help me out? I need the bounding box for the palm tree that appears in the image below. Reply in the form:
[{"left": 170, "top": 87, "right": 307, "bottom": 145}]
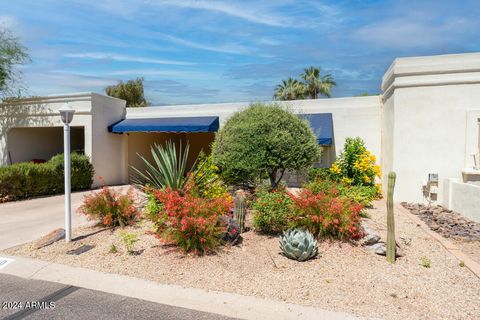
[
  {"left": 300, "top": 67, "right": 336, "bottom": 99},
  {"left": 274, "top": 77, "right": 306, "bottom": 101}
]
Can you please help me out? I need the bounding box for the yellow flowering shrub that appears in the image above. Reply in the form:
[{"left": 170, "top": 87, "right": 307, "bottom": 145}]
[{"left": 329, "top": 137, "right": 381, "bottom": 194}]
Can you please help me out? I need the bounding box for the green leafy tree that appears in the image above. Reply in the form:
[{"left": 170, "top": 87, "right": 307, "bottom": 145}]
[
  {"left": 212, "top": 103, "right": 321, "bottom": 190},
  {"left": 0, "top": 28, "right": 29, "bottom": 99},
  {"left": 274, "top": 77, "right": 306, "bottom": 101},
  {"left": 105, "top": 77, "right": 147, "bottom": 108},
  {"left": 300, "top": 66, "right": 336, "bottom": 99}
]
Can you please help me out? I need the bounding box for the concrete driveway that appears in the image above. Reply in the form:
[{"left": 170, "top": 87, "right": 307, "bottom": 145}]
[{"left": 0, "top": 190, "right": 95, "bottom": 250}]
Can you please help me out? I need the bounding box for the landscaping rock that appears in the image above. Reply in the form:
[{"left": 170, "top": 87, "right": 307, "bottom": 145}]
[
  {"left": 402, "top": 203, "right": 480, "bottom": 241},
  {"left": 366, "top": 242, "right": 404, "bottom": 257},
  {"left": 361, "top": 222, "right": 381, "bottom": 246},
  {"left": 33, "top": 228, "right": 65, "bottom": 249},
  {"left": 363, "top": 233, "right": 381, "bottom": 246},
  {"left": 366, "top": 242, "right": 386, "bottom": 255}
]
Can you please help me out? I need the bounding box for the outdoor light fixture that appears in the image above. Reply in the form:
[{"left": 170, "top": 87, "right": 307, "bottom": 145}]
[{"left": 59, "top": 103, "right": 75, "bottom": 242}]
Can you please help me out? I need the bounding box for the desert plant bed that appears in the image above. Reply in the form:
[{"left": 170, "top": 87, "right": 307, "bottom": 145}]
[{"left": 3, "top": 199, "right": 479, "bottom": 320}]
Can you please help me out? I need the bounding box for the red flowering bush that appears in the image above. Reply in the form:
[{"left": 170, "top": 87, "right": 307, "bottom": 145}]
[
  {"left": 151, "top": 189, "right": 233, "bottom": 254},
  {"left": 78, "top": 186, "right": 138, "bottom": 227},
  {"left": 288, "top": 188, "right": 364, "bottom": 240}
]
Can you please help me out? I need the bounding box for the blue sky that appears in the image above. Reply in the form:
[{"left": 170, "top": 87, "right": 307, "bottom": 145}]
[{"left": 1, "top": 0, "right": 480, "bottom": 105}]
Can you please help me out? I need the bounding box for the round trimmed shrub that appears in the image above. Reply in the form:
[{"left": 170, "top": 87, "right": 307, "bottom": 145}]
[
  {"left": 212, "top": 103, "right": 321, "bottom": 189},
  {"left": 50, "top": 152, "right": 94, "bottom": 191}
]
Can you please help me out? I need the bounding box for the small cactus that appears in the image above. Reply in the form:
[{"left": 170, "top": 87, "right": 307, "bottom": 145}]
[
  {"left": 279, "top": 229, "right": 318, "bottom": 262},
  {"left": 386, "top": 172, "right": 396, "bottom": 263},
  {"left": 234, "top": 190, "right": 247, "bottom": 233}
]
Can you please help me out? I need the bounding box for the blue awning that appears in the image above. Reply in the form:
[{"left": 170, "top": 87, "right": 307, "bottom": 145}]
[
  {"left": 109, "top": 116, "right": 220, "bottom": 133},
  {"left": 299, "top": 113, "right": 333, "bottom": 146}
]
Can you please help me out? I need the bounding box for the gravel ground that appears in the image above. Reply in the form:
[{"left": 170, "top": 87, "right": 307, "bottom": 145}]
[{"left": 3, "top": 200, "right": 480, "bottom": 320}]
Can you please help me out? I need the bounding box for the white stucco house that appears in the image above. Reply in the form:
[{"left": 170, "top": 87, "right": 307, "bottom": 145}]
[{"left": 1, "top": 52, "right": 479, "bottom": 221}]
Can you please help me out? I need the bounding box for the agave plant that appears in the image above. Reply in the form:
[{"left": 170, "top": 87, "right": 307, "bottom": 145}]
[{"left": 279, "top": 229, "right": 318, "bottom": 261}]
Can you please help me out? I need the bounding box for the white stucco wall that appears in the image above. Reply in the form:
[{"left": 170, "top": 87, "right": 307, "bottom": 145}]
[
  {"left": 90, "top": 94, "right": 127, "bottom": 186},
  {"left": 444, "top": 178, "right": 480, "bottom": 223},
  {"left": 381, "top": 53, "right": 480, "bottom": 203},
  {"left": 380, "top": 94, "right": 395, "bottom": 191}
]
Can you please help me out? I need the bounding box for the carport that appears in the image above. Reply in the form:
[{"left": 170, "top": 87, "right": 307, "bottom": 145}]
[
  {"left": 108, "top": 116, "right": 219, "bottom": 182},
  {"left": 7, "top": 126, "right": 85, "bottom": 164}
]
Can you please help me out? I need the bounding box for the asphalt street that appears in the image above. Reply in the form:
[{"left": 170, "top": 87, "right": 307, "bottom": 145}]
[{"left": 0, "top": 274, "right": 236, "bottom": 320}]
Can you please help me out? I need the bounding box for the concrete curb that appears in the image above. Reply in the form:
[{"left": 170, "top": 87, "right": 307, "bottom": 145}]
[
  {"left": 395, "top": 203, "right": 480, "bottom": 278},
  {"left": 0, "top": 255, "right": 372, "bottom": 320}
]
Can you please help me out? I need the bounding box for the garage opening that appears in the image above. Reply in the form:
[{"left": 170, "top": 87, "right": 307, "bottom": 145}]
[{"left": 7, "top": 126, "right": 85, "bottom": 164}]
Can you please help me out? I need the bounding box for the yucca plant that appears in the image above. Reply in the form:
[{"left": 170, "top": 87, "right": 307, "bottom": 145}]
[
  {"left": 279, "top": 229, "right": 318, "bottom": 262},
  {"left": 131, "top": 141, "right": 217, "bottom": 192},
  {"left": 131, "top": 141, "right": 191, "bottom": 190}
]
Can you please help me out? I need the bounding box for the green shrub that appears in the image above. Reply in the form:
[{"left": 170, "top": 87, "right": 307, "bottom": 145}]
[
  {"left": 340, "top": 185, "right": 379, "bottom": 208},
  {"left": 0, "top": 164, "right": 26, "bottom": 200},
  {"left": 49, "top": 153, "right": 94, "bottom": 191},
  {"left": 212, "top": 103, "right": 321, "bottom": 190},
  {"left": 119, "top": 231, "right": 138, "bottom": 254},
  {"left": 253, "top": 191, "right": 294, "bottom": 234},
  {"left": 144, "top": 189, "right": 163, "bottom": 221},
  {"left": 0, "top": 152, "right": 94, "bottom": 201},
  {"left": 0, "top": 162, "right": 57, "bottom": 200},
  {"left": 420, "top": 256, "right": 431, "bottom": 268},
  {"left": 308, "top": 167, "right": 331, "bottom": 181},
  {"left": 303, "top": 178, "right": 339, "bottom": 196}
]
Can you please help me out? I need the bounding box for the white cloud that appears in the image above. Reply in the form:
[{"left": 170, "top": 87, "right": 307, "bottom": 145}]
[
  {"left": 108, "top": 68, "right": 216, "bottom": 80},
  {"left": 24, "top": 71, "right": 116, "bottom": 95},
  {"left": 153, "top": 0, "right": 289, "bottom": 27},
  {"left": 64, "top": 52, "right": 196, "bottom": 66},
  {"left": 154, "top": 32, "right": 252, "bottom": 55}
]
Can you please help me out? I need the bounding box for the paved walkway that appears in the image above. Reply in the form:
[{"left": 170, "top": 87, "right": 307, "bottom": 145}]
[
  {"left": 0, "top": 191, "right": 93, "bottom": 250},
  {"left": 0, "top": 274, "right": 234, "bottom": 320}
]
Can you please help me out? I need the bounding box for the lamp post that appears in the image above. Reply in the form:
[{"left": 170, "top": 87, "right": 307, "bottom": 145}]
[{"left": 59, "top": 103, "right": 75, "bottom": 242}]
